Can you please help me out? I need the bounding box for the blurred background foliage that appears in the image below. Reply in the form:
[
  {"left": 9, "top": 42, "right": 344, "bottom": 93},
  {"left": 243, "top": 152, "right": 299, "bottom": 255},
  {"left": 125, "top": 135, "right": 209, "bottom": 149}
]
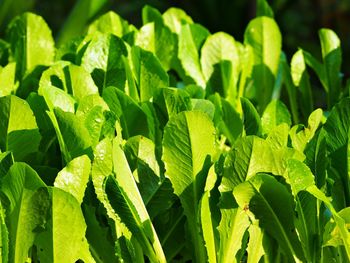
[{"left": 0, "top": 0, "right": 349, "bottom": 75}]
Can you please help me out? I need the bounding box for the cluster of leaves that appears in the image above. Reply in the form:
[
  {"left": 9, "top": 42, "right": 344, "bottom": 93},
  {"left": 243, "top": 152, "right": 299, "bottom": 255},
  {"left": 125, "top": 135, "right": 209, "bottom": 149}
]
[{"left": 0, "top": 0, "right": 350, "bottom": 262}]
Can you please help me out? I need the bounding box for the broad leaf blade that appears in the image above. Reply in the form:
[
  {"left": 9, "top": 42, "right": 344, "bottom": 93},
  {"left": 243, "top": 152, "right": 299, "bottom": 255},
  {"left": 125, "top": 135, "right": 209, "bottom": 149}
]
[
  {"left": 6, "top": 12, "right": 54, "bottom": 80},
  {"left": 163, "top": 111, "right": 216, "bottom": 262},
  {"left": 35, "top": 187, "right": 94, "bottom": 263},
  {"left": 1, "top": 163, "right": 46, "bottom": 263},
  {"left": 244, "top": 16, "right": 282, "bottom": 112},
  {"left": 81, "top": 33, "right": 127, "bottom": 91},
  {"left": 319, "top": 28, "right": 342, "bottom": 108},
  {"left": 54, "top": 155, "right": 91, "bottom": 204},
  {"left": 0, "top": 95, "right": 41, "bottom": 161},
  {"left": 233, "top": 173, "right": 305, "bottom": 261}
]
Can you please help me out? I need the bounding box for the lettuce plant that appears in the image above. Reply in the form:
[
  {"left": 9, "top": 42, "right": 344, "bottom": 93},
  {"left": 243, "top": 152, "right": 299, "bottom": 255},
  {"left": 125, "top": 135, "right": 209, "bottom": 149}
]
[{"left": 0, "top": 0, "right": 349, "bottom": 262}]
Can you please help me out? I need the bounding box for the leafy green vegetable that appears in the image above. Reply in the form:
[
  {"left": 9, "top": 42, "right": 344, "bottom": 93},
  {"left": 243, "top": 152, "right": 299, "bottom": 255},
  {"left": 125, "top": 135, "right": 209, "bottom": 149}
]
[
  {"left": 6, "top": 12, "right": 54, "bottom": 80},
  {"left": 163, "top": 111, "right": 216, "bottom": 262},
  {"left": 244, "top": 16, "right": 282, "bottom": 112},
  {"left": 0, "top": 95, "right": 41, "bottom": 161},
  {"left": 0, "top": 3, "right": 349, "bottom": 262}
]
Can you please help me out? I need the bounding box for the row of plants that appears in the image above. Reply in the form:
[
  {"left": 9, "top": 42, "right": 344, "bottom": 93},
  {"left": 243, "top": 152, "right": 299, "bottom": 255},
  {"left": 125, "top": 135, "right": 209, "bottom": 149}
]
[{"left": 0, "top": 0, "right": 350, "bottom": 262}]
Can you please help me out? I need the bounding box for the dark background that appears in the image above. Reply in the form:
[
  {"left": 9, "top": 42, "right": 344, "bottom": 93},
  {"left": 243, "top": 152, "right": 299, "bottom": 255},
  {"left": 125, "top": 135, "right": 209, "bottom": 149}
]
[{"left": 1, "top": 0, "right": 350, "bottom": 75}]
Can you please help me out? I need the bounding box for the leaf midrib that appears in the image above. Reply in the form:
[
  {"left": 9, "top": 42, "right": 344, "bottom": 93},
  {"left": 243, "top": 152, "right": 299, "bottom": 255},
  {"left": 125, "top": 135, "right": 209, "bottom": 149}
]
[{"left": 250, "top": 180, "right": 299, "bottom": 261}]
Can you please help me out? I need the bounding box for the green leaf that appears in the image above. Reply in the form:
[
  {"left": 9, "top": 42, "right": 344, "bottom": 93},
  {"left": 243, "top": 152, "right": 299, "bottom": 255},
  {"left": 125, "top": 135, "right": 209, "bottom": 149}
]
[
  {"left": 91, "top": 137, "right": 135, "bottom": 259},
  {"left": 323, "top": 98, "right": 350, "bottom": 206},
  {"left": 305, "top": 128, "right": 327, "bottom": 188},
  {"left": 137, "top": 6, "right": 177, "bottom": 71},
  {"left": 162, "top": 8, "right": 193, "bottom": 34},
  {"left": 307, "top": 185, "right": 350, "bottom": 260},
  {"left": 34, "top": 187, "right": 94, "bottom": 263},
  {"left": 135, "top": 23, "right": 175, "bottom": 71},
  {"left": 261, "top": 99, "right": 291, "bottom": 135},
  {"left": 246, "top": 223, "right": 265, "bottom": 263},
  {"left": 81, "top": 33, "right": 127, "bottom": 91},
  {"left": 47, "top": 108, "right": 92, "bottom": 164},
  {"left": 319, "top": 28, "right": 342, "bottom": 108},
  {"left": 87, "top": 11, "right": 129, "bottom": 37},
  {"left": 323, "top": 207, "right": 350, "bottom": 247},
  {"left": 244, "top": 16, "right": 282, "bottom": 112},
  {"left": 283, "top": 159, "right": 315, "bottom": 196},
  {"left": 39, "top": 84, "right": 76, "bottom": 113},
  {"left": 233, "top": 173, "right": 305, "bottom": 261},
  {"left": 91, "top": 138, "right": 115, "bottom": 220},
  {"left": 6, "top": 12, "right": 54, "bottom": 80},
  {"left": 0, "top": 201, "right": 8, "bottom": 263},
  {"left": 200, "top": 32, "right": 239, "bottom": 101},
  {"left": 256, "top": 0, "right": 274, "bottom": 17},
  {"left": 0, "top": 151, "right": 13, "bottom": 178},
  {"left": 0, "top": 95, "right": 41, "bottom": 161},
  {"left": 241, "top": 97, "right": 262, "bottom": 136},
  {"left": 220, "top": 136, "right": 304, "bottom": 189},
  {"left": 105, "top": 138, "right": 166, "bottom": 262},
  {"left": 199, "top": 166, "right": 218, "bottom": 263},
  {"left": 39, "top": 62, "right": 99, "bottom": 101},
  {"left": 163, "top": 111, "right": 216, "bottom": 262},
  {"left": 178, "top": 24, "right": 209, "bottom": 87},
  {"left": 102, "top": 86, "right": 152, "bottom": 139},
  {"left": 83, "top": 204, "right": 119, "bottom": 262},
  {"left": 163, "top": 87, "right": 192, "bottom": 118},
  {"left": 124, "top": 136, "right": 176, "bottom": 217},
  {"left": 265, "top": 123, "right": 289, "bottom": 150},
  {"left": 210, "top": 94, "right": 243, "bottom": 144},
  {"left": 302, "top": 50, "right": 326, "bottom": 86},
  {"left": 281, "top": 52, "right": 299, "bottom": 123},
  {"left": 76, "top": 94, "right": 109, "bottom": 115},
  {"left": 291, "top": 50, "right": 313, "bottom": 119},
  {"left": 130, "top": 46, "right": 169, "bottom": 102},
  {"left": 0, "top": 62, "right": 17, "bottom": 97},
  {"left": 76, "top": 104, "right": 106, "bottom": 147},
  {"left": 54, "top": 155, "right": 91, "bottom": 204},
  {"left": 1, "top": 163, "right": 46, "bottom": 263},
  {"left": 217, "top": 189, "right": 250, "bottom": 263},
  {"left": 290, "top": 108, "right": 323, "bottom": 152}
]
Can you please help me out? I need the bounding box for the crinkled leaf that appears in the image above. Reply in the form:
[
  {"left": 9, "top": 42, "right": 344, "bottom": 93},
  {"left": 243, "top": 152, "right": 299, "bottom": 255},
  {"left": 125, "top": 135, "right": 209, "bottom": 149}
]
[
  {"left": 290, "top": 108, "right": 323, "bottom": 152},
  {"left": 220, "top": 136, "right": 304, "bottom": 190},
  {"left": 54, "top": 155, "right": 91, "bottom": 204}
]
